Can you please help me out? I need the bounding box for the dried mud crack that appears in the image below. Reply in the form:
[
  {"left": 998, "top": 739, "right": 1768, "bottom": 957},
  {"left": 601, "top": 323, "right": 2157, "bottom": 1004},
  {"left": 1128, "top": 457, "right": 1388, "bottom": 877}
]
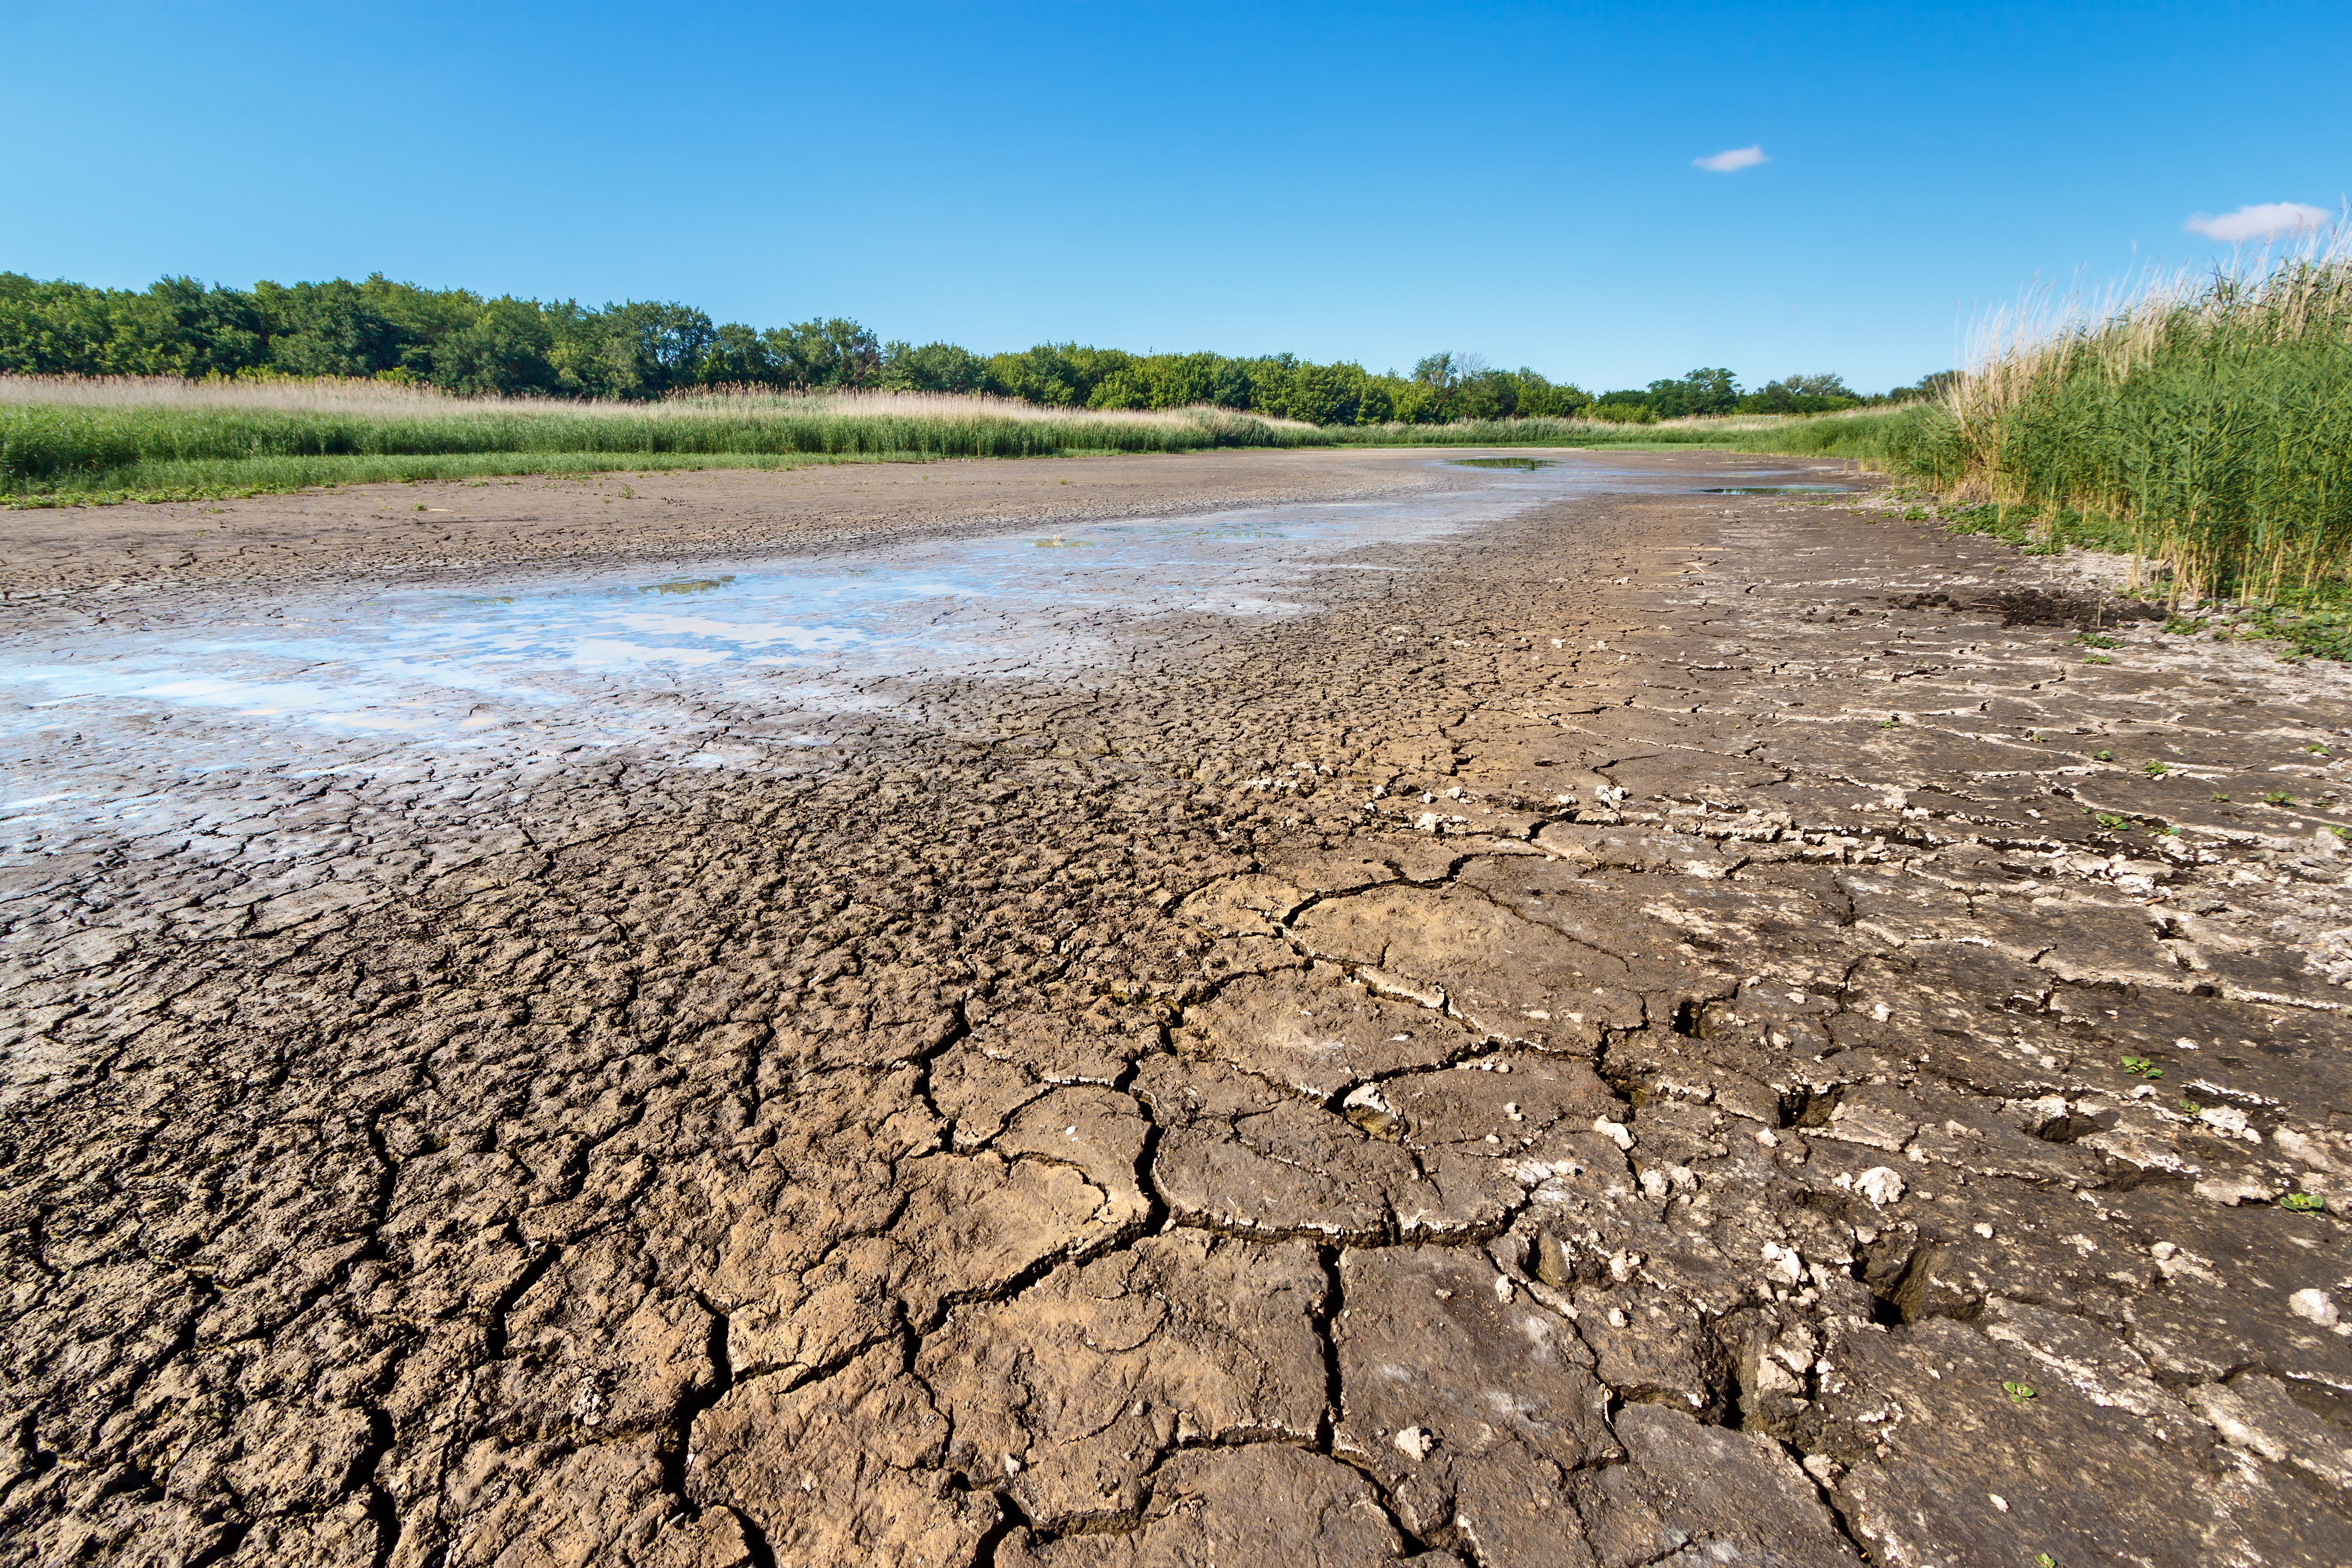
[{"left": 6, "top": 452, "right": 2352, "bottom": 1567}]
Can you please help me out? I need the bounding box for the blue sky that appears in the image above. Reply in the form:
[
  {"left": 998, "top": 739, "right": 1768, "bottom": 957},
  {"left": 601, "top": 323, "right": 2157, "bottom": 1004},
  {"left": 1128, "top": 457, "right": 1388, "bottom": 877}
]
[{"left": 4, "top": 1, "right": 2345, "bottom": 392}]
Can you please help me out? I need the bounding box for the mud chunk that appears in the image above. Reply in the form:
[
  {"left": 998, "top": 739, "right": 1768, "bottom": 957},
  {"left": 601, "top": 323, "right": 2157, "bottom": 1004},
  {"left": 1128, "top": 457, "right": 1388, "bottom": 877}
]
[
  {"left": 1152, "top": 1096, "right": 1469, "bottom": 1241},
  {"left": 218, "top": 1399, "right": 373, "bottom": 1516},
  {"left": 1573, "top": 1403, "right": 1862, "bottom": 1567},
  {"left": 1291, "top": 884, "right": 1641, "bottom": 1050},
  {"left": 431, "top": 1434, "right": 718, "bottom": 1566},
  {"left": 994, "top": 1086, "right": 1153, "bottom": 1242},
  {"left": 1188, "top": 964, "right": 1473, "bottom": 1098},
  {"left": 1568, "top": 1284, "right": 1729, "bottom": 1415},
  {"left": 1818, "top": 1316, "right": 2349, "bottom": 1567},
  {"left": 929, "top": 1047, "right": 1047, "bottom": 1149},
  {"left": 1002, "top": 1444, "right": 1410, "bottom": 1565},
  {"left": 1382, "top": 1053, "right": 1621, "bottom": 1148},
  {"left": 1523, "top": 824, "right": 1742, "bottom": 877},
  {"left": 1175, "top": 873, "right": 1311, "bottom": 937},
  {"left": 688, "top": 1343, "right": 998, "bottom": 1566},
  {"left": 2099, "top": 1183, "right": 2352, "bottom": 1390},
  {"left": 1198, "top": 934, "right": 1308, "bottom": 984},
  {"left": 918, "top": 1234, "right": 1327, "bottom": 1527},
  {"left": 484, "top": 1235, "right": 720, "bottom": 1440},
  {"left": 718, "top": 1148, "right": 1114, "bottom": 1379},
  {"left": 1333, "top": 1246, "right": 1613, "bottom": 1560},
  {"left": 972, "top": 1009, "right": 1152, "bottom": 1085},
  {"left": 2189, "top": 1372, "right": 2352, "bottom": 1492}
]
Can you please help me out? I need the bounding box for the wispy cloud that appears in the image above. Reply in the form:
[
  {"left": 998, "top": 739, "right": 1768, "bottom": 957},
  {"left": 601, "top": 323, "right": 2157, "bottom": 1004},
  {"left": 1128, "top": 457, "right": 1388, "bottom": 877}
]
[
  {"left": 2184, "top": 202, "right": 2330, "bottom": 244},
  {"left": 1693, "top": 144, "right": 1767, "bottom": 173}
]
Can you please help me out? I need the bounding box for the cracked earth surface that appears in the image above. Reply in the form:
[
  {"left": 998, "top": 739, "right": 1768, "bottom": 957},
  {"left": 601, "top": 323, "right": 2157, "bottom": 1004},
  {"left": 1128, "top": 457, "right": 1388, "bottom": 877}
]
[{"left": 6, "top": 449, "right": 2352, "bottom": 1567}]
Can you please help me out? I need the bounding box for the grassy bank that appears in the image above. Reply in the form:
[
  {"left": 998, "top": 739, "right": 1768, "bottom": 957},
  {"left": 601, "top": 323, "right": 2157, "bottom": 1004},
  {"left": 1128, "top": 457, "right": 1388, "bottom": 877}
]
[
  {"left": 1333, "top": 404, "right": 1924, "bottom": 461},
  {"left": 1878, "top": 236, "right": 2352, "bottom": 607},
  {"left": 0, "top": 376, "right": 1911, "bottom": 504},
  {"left": 0, "top": 380, "right": 1337, "bottom": 502}
]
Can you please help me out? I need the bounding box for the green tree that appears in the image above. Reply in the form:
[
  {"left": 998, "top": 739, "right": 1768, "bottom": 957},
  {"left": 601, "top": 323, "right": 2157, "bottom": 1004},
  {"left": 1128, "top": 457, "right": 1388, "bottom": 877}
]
[
  {"left": 1645, "top": 367, "right": 1740, "bottom": 418},
  {"left": 1509, "top": 368, "right": 1593, "bottom": 418},
  {"left": 426, "top": 298, "right": 558, "bottom": 396},
  {"left": 604, "top": 301, "right": 716, "bottom": 398},
  {"left": 987, "top": 343, "right": 1130, "bottom": 407},
  {"left": 881, "top": 340, "right": 990, "bottom": 394},
  {"left": 700, "top": 322, "right": 780, "bottom": 386},
  {"left": 110, "top": 277, "right": 269, "bottom": 377},
  {"left": 256, "top": 279, "right": 411, "bottom": 378},
  {"left": 766, "top": 317, "right": 882, "bottom": 389},
  {"left": 0, "top": 273, "right": 122, "bottom": 374}
]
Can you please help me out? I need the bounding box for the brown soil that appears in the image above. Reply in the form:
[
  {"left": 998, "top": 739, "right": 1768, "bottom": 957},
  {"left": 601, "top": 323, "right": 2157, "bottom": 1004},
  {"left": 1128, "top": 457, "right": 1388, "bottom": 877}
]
[
  {"left": 0, "top": 448, "right": 1470, "bottom": 601},
  {"left": 5, "top": 451, "right": 2351, "bottom": 1567}
]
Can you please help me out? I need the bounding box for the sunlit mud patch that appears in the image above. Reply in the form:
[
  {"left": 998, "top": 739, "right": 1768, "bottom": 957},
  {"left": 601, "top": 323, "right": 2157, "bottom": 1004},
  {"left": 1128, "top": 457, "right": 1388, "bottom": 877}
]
[
  {"left": 1691, "top": 484, "right": 1852, "bottom": 494},
  {"left": 0, "top": 459, "right": 1612, "bottom": 835}
]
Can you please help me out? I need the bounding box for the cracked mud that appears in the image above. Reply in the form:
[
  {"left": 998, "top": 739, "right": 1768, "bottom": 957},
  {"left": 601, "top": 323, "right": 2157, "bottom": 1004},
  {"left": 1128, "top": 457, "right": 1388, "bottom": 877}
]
[{"left": 6, "top": 449, "right": 2352, "bottom": 1567}]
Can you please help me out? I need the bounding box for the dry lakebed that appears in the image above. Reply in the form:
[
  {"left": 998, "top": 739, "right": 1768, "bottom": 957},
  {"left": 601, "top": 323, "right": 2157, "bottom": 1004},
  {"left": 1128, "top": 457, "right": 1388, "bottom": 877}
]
[{"left": 4, "top": 447, "right": 2350, "bottom": 1567}]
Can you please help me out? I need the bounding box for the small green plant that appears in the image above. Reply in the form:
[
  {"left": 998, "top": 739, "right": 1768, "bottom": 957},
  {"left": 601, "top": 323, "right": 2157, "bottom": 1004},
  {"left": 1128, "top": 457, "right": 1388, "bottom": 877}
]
[
  {"left": 2094, "top": 749, "right": 2113, "bottom": 761},
  {"left": 2143, "top": 760, "right": 2169, "bottom": 777},
  {"left": 1902, "top": 506, "right": 1930, "bottom": 521},
  {"left": 1877, "top": 716, "right": 1900, "bottom": 729},
  {"left": 2250, "top": 607, "right": 2352, "bottom": 664},
  {"left": 2178, "top": 1097, "right": 2202, "bottom": 1114},
  {"left": 2002, "top": 1380, "right": 2038, "bottom": 1404},
  {"left": 2282, "top": 1192, "right": 2327, "bottom": 1212},
  {"left": 2094, "top": 813, "right": 2129, "bottom": 830},
  {"left": 2073, "top": 631, "right": 2121, "bottom": 649},
  {"left": 619, "top": 483, "right": 635, "bottom": 499},
  {"left": 2121, "top": 1055, "right": 2164, "bottom": 1079},
  {"left": 2163, "top": 616, "right": 2200, "bottom": 635},
  {"left": 2213, "top": 791, "right": 2232, "bottom": 802},
  {"left": 2264, "top": 792, "right": 2296, "bottom": 807},
  {"left": 2083, "top": 652, "right": 2114, "bottom": 665},
  {"left": 2035, "top": 1555, "right": 2059, "bottom": 1568}
]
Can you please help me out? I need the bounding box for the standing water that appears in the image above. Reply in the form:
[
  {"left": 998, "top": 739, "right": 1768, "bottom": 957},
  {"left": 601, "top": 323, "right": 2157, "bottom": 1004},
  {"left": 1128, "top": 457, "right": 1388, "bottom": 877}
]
[{"left": 2, "top": 459, "right": 1635, "bottom": 840}]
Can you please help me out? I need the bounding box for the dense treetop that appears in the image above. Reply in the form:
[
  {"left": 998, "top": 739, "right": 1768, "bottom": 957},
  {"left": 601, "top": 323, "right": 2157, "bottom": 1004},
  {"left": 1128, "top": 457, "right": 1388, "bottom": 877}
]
[{"left": 0, "top": 272, "right": 1942, "bottom": 425}]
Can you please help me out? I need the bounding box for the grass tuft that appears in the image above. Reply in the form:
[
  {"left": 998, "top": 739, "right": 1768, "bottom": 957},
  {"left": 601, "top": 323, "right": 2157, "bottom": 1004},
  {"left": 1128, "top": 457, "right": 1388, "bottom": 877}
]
[{"left": 1883, "top": 231, "right": 2352, "bottom": 607}]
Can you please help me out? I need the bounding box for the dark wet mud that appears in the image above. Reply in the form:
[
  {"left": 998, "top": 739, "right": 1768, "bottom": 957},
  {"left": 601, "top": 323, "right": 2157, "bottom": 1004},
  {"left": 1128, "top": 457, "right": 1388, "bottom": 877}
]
[{"left": 5, "top": 450, "right": 2349, "bottom": 1567}]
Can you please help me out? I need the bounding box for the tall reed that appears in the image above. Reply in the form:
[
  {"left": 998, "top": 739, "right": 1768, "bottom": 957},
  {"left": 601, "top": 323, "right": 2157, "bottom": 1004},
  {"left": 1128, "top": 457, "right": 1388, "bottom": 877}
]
[
  {"left": 1934, "top": 230, "right": 2352, "bottom": 604},
  {"left": 0, "top": 384, "right": 1327, "bottom": 492},
  {"left": 0, "top": 374, "right": 1915, "bottom": 503}
]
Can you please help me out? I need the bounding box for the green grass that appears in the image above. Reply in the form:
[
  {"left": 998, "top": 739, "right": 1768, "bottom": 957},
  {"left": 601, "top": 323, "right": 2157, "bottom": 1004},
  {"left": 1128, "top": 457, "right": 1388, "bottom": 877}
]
[
  {"left": 1353, "top": 405, "right": 1922, "bottom": 460},
  {"left": 1909, "top": 239, "right": 2352, "bottom": 606},
  {"left": 0, "top": 395, "right": 1328, "bottom": 499},
  {"left": 2249, "top": 605, "right": 2352, "bottom": 661},
  {"left": 0, "top": 379, "right": 1918, "bottom": 505},
  {"left": 3, "top": 450, "right": 918, "bottom": 507}
]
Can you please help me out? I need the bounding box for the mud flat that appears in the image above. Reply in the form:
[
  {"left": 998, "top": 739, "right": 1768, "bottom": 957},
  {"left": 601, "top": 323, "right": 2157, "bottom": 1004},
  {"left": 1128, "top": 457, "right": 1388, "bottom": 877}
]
[{"left": 4, "top": 449, "right": 2351, "bottom": 1567}]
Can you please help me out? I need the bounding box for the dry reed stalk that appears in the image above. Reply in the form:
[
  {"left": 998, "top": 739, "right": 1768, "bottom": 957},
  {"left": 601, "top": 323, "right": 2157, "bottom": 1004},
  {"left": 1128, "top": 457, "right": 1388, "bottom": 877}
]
[{"left": 0, "top": 375, "right": 1319, "bottom": 432}]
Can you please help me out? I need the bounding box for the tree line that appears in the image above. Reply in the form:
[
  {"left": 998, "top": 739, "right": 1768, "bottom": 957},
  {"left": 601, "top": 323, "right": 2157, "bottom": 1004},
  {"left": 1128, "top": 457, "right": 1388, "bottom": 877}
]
[
  {"left": 1588, "top": 366, "right": 1956, "bottom": 422},
  {"left": 0, "top": 271, "right": 1943, "bottom": 425}
]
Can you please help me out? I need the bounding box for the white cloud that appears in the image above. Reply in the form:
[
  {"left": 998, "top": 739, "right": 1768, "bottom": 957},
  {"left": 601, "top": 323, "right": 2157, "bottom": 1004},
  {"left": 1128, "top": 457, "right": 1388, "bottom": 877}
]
[
  {"left": 2184, "top": 202, "right": 2330, "bottom": 243},
  {"left": 1693, "top": 145, "right": 1767, "bottom": 173}
]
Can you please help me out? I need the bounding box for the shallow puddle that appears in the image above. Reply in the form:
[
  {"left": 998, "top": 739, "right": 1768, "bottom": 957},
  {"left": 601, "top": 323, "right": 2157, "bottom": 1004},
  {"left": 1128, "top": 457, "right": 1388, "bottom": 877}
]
[
  {"left": 2, "top": 459, "right": 1625, "bottom": 831},
  {"left": 1691, "top": 484, "right": 1852, "bottom": 495}
]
